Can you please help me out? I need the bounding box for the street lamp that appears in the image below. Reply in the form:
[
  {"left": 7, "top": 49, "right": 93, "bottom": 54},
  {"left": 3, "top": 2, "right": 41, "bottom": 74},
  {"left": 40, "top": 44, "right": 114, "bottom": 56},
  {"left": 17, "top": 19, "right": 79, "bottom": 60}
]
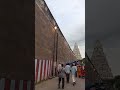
[
  {"left": 54, "top": 26, "right": 57, "bottom": 30},
  {"left": 53, "top": 25, "right": 58, "bottom": 77}
]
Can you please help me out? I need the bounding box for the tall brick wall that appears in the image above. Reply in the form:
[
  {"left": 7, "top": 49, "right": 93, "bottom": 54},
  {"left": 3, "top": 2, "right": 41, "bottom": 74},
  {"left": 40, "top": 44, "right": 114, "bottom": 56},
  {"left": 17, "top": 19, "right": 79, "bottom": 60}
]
[
  {"left": 35, "top": 2, "right": 54, "bottom": 61},
  {"left": 35, "top": 0, "right": 76, "bottom": 83},
  {"left": 35, "top": 0, "right": 76, "bottom": 64},
  {"left": 57, "top": 33, "right": 76, "bottom": 63}
]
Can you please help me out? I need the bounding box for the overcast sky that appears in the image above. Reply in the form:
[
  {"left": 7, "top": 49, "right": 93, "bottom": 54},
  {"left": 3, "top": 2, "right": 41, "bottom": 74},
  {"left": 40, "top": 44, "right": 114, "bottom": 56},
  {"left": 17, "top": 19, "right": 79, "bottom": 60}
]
[
  {"left": 45, "top": 0, "right": 85, "bottom": 58},
  {"left": 86, "top": 0, "right": 120, "bottom": 76}
]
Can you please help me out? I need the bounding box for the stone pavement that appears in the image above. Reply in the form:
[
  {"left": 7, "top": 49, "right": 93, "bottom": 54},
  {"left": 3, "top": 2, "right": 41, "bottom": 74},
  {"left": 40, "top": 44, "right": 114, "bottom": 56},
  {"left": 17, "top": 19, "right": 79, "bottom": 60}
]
[{"left": 35, "top": 77, "right": 85, "bottom": 90}]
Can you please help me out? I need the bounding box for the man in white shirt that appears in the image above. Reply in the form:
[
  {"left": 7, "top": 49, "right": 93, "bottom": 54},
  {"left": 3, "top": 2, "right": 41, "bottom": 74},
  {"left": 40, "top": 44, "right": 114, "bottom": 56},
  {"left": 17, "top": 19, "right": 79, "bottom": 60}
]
[
  {"left": 71, "top": 63, "right": 77, "bottom": 86},
  {"left": 57, "top": 63, "right": 62, "bottom": 74},
  {"left": 65, "top": 63, "right": 71, "bottom": 83}
]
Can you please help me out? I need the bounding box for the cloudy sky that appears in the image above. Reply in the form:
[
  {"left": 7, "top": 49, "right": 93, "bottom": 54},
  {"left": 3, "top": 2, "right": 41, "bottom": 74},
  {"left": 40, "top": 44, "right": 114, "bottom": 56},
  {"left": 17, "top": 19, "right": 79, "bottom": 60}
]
[
  {"left": 86, "top": 0, "right": 120, "bottom": 76},
  {"left": 45, "top": 0, "right": 85, "bottom": 58}
]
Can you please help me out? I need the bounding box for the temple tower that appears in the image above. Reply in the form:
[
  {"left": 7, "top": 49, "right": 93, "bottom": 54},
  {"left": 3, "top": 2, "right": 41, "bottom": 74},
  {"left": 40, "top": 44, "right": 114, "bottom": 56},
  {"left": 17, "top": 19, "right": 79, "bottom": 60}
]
[
  {"left": 73, "top": 43, "right": 82, "bottom": 60},
  {"left": 91, "top": 40, "right": 113, "bottom": 80}
]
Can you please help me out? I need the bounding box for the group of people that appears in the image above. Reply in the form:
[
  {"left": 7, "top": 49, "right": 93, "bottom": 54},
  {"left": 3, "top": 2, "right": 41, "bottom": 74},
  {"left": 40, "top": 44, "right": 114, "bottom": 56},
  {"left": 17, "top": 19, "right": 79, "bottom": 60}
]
[
  {"left": 77, "top": 64, "right": 85, "bottom": 78},
  {"left": 57, "top": 62, "right": 85, "bottom": 89}
]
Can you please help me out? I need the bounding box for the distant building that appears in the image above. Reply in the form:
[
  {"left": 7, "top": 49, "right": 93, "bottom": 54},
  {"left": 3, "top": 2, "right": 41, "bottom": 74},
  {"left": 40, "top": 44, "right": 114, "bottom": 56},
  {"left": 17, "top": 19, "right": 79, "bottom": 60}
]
[
  {"left": 91, "top": 40, "right": 113, "bottom": 80},
  {"left": 73, "top": 43, "right": 82, "bottom": 60}
]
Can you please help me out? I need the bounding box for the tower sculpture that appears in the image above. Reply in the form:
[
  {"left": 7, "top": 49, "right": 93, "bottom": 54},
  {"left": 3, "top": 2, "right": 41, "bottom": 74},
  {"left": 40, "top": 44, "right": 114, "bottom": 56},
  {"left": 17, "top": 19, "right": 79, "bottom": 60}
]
[
  {"left": 91, "top": 40, "right": 113, "bottom": 80},
  {"left": 73, "top": 43, "right": 82, "bottom": 60}
]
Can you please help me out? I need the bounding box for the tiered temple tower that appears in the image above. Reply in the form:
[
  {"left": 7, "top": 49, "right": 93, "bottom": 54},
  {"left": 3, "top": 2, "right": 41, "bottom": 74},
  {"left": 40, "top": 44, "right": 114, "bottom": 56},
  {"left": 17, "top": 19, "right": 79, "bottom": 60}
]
[
  {"left": 73, "top": 43, "right": 82, "bottom": 60},
  {"left": 91, "top": 40, "right": 113, "bottom": 80}
]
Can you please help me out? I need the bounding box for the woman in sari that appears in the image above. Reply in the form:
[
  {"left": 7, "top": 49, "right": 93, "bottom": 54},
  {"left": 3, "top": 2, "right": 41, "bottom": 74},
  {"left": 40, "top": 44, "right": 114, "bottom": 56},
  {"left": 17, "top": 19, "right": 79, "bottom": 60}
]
[{"left": 77, "top": 65, "right": 81, "bottom": 78}]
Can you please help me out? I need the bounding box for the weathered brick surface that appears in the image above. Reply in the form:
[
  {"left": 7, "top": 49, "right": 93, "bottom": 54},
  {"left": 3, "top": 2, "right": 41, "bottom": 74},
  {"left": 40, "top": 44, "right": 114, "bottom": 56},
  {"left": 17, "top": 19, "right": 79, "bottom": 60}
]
[
  {"left": 35, "top": 0, "right": 76, "bottom": 64},
  {"left": 57, "top": 33, "right": 76, "bottom": 63},
  {"left": 35, "top": 4, "right": 54, "bottom": 61}
]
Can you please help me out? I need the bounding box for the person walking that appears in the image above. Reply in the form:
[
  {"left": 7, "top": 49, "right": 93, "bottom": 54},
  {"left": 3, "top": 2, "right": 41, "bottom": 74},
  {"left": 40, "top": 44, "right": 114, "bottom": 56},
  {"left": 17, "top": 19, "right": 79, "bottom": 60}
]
[
  {"left": 75, "top": 63, "right": 78, "bottom": 77},
  {"left": 82, "top": 65, "right": 85, "bottom": 78},
  {"left": 58, "top": 64, "right": 65, "bottom": 89},
  {"left": 77, "top": 65, "right": 81, "bottom": 78},
  {"left": 71, "top": 63, "right": 77, "bottom": 86},
  {"left": 81, "top": 65, "right": 85, "bottom": 78},
  {"left": 57, "top": 63, "right": 62, "bottom": 75},
  {"left": 65, "top": 63, "right": 71, "bottom": 83}
]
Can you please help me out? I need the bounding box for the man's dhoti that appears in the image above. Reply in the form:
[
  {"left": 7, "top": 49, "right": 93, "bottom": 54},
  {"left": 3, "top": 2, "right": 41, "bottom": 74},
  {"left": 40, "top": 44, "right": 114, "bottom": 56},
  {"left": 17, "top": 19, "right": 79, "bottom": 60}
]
[{"left": 72, "top": 75, "right": 76, "bottom": 82}]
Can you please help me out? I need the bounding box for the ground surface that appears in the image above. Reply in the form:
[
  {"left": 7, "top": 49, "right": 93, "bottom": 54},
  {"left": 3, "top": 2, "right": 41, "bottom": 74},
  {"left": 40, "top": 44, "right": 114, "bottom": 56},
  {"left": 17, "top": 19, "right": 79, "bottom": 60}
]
[{"left": 35, "top": 77, "right": 85, "bottom": 90}]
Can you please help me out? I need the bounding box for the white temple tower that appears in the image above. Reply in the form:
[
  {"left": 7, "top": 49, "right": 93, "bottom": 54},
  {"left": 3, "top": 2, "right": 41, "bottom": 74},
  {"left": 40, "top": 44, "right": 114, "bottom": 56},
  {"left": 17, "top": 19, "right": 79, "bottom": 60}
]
[{"left": 73, "top": 43, "right": 82, "bottom": 60}]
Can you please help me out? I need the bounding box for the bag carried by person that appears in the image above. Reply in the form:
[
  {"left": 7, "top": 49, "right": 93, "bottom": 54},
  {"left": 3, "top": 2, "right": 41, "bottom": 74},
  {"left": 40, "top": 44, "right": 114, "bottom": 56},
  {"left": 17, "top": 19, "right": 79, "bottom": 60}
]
[{"left": 58, "top": 67, "right": 65, "bottom": 78}]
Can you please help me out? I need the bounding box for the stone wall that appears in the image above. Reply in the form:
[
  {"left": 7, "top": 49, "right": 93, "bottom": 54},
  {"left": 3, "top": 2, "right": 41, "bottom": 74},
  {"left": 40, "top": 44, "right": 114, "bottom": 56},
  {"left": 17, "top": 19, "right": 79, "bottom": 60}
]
[
  {"left": 57, "top": 32, "right": 76, "bottom": 64},
  {"left": 35, "top": 0, "right": 76, "bottom": 64},
  {"left": 35, "top": 1, "right": 54, "bottom": 61}
]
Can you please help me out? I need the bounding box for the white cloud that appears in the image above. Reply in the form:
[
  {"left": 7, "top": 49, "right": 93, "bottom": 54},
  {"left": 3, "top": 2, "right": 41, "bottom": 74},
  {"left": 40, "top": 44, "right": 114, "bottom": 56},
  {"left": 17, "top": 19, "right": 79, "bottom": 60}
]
[{"left": 45, "top": 0, "right": 85, "bottom": 58}]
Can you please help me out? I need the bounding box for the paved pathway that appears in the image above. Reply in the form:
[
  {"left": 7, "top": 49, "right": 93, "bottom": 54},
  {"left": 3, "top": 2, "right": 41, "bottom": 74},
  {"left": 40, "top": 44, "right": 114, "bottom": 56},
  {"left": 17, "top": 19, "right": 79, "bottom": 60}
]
[{"left": 35, "top": 77, "right": 85, "bottom": 90}]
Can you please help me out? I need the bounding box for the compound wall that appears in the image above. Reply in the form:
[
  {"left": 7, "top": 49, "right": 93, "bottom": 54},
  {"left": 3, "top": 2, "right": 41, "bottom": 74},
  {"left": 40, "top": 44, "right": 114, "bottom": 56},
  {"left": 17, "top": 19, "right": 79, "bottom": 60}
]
[{"left": 35, "top": 0, "right": 76, "bottom": 83}]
